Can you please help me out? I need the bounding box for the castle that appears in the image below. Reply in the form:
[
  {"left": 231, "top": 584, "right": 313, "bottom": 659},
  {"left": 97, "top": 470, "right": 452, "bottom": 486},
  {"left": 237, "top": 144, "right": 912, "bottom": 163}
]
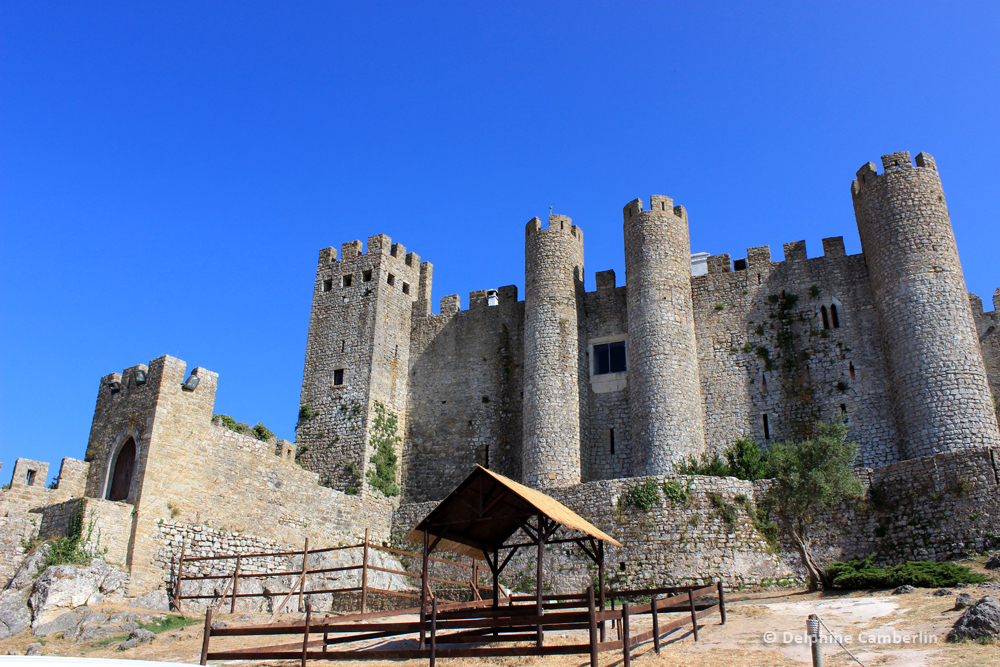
[
  {"left": 298, "top": 149, "right": 999, "bottom": 500},
  {"left": 2, "top": 150, "right": 999, "bottom": 598}
]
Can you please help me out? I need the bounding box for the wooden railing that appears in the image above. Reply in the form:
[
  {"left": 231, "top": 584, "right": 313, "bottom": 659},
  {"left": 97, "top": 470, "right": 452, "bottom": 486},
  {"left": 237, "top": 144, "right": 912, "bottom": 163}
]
[
  {"left": 173, "top": 529, "right": 486, "bottom": 616},
  {"left": 198, "top": 582, "right": 725, "bottom": 666}
]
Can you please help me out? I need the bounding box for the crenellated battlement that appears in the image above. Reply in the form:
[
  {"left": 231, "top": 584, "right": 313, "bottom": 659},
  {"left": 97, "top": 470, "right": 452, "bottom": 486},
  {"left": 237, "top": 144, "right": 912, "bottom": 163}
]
[
  {"left": 622, "top": 196, "right": 687, "bottom": 223},
  {"left": 525, "top": 214, "right": 583, "bottom": 244},
  {"left": 698, "top": 236, "right": 852, "bottom": 277},
  {"left": 851, "top": 151, "right": 939, "bottom": 196}
]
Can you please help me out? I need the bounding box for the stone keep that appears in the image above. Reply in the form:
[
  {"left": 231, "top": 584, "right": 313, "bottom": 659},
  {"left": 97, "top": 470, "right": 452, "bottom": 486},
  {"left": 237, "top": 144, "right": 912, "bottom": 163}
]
[
  {"left": 852, "top": 152, "right": 1000, "bottom": 458},
  {"left": 623, "top": 197, "right": 706, "bottom": 474},
  {"left": 522, "top": 215, "right": 585, "bottom": 488},
  {"left": 297, "top": 236, "right": 429, "bottom": 491}
]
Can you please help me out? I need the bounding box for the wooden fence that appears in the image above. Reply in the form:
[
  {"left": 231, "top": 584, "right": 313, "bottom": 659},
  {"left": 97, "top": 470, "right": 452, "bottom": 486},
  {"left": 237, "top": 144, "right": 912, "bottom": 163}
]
[
  {"left": 174, "top": 529, "right": 487, "bottom": 616},
  {"left": 198, "top": 582, "right": 725, "bottom": 666}
]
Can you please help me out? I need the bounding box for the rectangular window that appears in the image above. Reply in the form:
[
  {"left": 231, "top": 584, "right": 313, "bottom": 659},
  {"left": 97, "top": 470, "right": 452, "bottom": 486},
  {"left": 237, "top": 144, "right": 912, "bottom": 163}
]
[
  {"left": 593, "top": 341, "right": 626, "bottom": 375},
  {"left": 323, "top": 279, "right": 333, "bottom": 292},
  {"left": 402, "top": 282, "right": 410, "bottom": 295},
  {"left": 387, "top": 274, "right": 395, "bottom": 286},
  {"left": 342, "top": 275, "right": 353, "bottom": 288},
  {"left": 334, "top": 369, "right": 344, "bottom": 386},
  {"left": 762, "top": 413, "right": 770, "bottom": 440},
  {"left": 26, "top": 470, "right": 36, "bottom": 486},
  {"left": 609, "top": 428, "right": 615, "bottom": 455},
  {"left": 362, "top": 269, "right": 372, "bottom": 282}
]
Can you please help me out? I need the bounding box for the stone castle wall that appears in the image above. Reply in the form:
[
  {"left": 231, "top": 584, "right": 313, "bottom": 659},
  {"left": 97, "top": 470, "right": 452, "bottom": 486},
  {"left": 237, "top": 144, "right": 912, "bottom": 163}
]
[{"left": 971, "top": 289, "right": 1000, "bottom": 401}]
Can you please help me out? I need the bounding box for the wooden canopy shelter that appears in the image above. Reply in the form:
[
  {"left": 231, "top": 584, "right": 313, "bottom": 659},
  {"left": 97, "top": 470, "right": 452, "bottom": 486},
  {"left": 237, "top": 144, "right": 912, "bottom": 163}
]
[{"left": 407, "top": 466, "right": 622, "bottom": 646}]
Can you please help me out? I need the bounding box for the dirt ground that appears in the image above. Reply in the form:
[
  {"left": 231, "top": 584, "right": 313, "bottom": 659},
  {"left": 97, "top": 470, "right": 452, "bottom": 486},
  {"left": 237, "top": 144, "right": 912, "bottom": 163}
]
[{"left": 3, "top": 585, "right": 998, "bottom": 667}]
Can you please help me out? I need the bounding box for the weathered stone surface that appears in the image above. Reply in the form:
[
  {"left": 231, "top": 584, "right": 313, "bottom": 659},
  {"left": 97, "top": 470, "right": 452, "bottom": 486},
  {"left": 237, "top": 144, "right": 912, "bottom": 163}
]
[
  {"left": 0, "top": 588, "right": 31, "bottom": 639},
  {"left": 29, "top": 560, "right": 128, "bottom": 625},
  {"left": 5, "top": 545, "right": 50, "bottom": 592},
  {"left": 955, "top": 593, "right": 976, "bottom": 610},
  {"left": 948, "top": 595, "right": 1000, "bottom": 642},
  {"left": 118, "top": 627, "right": 155, "bottom": 650},
  {"left": 892, "top": 585, "right": 916, "bottom": 595},
  {"left": 133, "top": 589, "right": 169, "bottom": 611},
  {"left": 32, "top": 611, "right": 79, "bottom": 636},
  {"left": 985, "top": 553, "right": 1000, "bottom": 570},
  {"left": 933, "top": 588, "right": 954, "bottom": 597},
  {"left": 25, "top": 643, "right": 42, "bottom": 655}
]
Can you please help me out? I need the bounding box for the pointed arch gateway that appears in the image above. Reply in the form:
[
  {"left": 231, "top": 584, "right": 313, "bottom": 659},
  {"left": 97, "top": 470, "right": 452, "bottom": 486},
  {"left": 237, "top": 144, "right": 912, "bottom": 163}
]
[{"left": 106, "top": 437, "right": 136, "bottom": 501}]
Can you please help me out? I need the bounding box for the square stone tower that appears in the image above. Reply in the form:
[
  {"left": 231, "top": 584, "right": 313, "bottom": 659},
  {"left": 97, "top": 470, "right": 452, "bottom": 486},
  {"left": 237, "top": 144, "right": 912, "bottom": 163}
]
[{"left": 297, "top": 235, "right": 431, "bottom": 495}]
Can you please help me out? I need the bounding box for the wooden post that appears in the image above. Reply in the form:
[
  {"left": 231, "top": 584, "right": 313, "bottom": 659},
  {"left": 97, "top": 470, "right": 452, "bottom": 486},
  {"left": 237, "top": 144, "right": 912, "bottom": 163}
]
[
  {"left": 199, "top": 607, "right": 213, "bottom": 666},
  {"left": 718, "top": 581, "right": 726, "bottom": 624},
  {"left": 586, "top": 585, "right": 598, "bottom": 667},
  {"left": 688, "top": 588, "right": 699, "bottom": 641},
  {"left": 301, "top": 602, "right": 312, "bottom": 667},
  {"left": 471, "top": 557, "right": 480, "bottom": 601},
  {"left": 175, "top": 540, "right": 187, "bottom": 614},
  {"left": 361, "top": 528, "right": 369, "bottom": 614},
  {"left": 420, "top": 529, "right": 429, "bottom": 649},
  {"left": 230, "top": 555, "right": 241, "bottom": 614},
  {"left": 429, "top": 597, "right": 438, "bottom": 667},
  {"left": 491, "top": 552, "right": 499, "bottom": 610},
  {"left": 597, "top": 540, "right": 606, "bottom": 642},
  {"left": 535, "top": 514, "right": 544, "bottom": 649},
  {"left": 651, "top": 594, "right": 661, "bottom": 655},
  {"left": 298, "top": 538, "right": 310, "bottom": 613},
  {"left": 621, "top": 602, "right": 631, "bottom": 667},
  {"left": 808, "top": 613, "right": 823, "bottom": 667}
]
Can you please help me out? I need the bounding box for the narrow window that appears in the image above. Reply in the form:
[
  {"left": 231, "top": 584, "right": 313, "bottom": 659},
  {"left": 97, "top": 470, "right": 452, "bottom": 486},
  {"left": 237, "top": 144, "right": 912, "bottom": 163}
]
[
  {"left": 762, "top": 414, "right": 770, "bottom": 440},
  {"left": 831, "top": 304, "right": 840, "bottom": 328},
  {"left": 821, "top": 306, "right": 830, "bottom": 330},
  {"left": 761, "top": 374, "right": 767, "bottom": 393},
  {"left": 362, "top": 269, "right": 372, "bottom": 282},
  {"left": 484, "top": 444, "right": 489, "bottom": 469},
  {"left": 323, "top": 279, "right": 333, "bottom": 292},
  {"left": 757, "top": 273, "right": 762, "bottom": 285},
  {"left": 402, "top": 282, "right": 410, "bottom": 295},
  {"left": 26, "top": 470, "right": 36, "bottom": 486},
  {"left": 849, "top": 362, "right": 855, "bottom": 380},
  {"left": 341, "top": 340, "right": 346, "bottom": 353},
  {"left": 840, "top": 404, "right": 847, "bottom": 415},
  {"left": 334, "top": 369, "right": 344, "bottom": 385},
  {"left": 609, "top": 428, "right": 615, "bottom": 455},
  {"left": 342, "top": 275, "right": 352, "bottom": 288},
  {"left": 387, "top": 273, "right": 395, "bottom": 286}
]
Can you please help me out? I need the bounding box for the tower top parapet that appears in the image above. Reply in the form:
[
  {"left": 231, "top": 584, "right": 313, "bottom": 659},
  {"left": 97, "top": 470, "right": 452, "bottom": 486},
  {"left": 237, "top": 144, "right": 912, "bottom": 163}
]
[{"left": 851, "top": 151, "right": 938, "bottom": 196}]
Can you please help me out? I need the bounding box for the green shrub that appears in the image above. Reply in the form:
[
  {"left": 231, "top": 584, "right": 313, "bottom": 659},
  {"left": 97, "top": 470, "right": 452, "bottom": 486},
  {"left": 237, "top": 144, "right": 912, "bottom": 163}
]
[
  {"left": 43, "top": 504, "right": 92, "bottom": 568},
  {"left": 213, "top": 414, "right": 240, "bottom": 431},
  {"left": 675, "top": 438, "right": 768, "bottom": 481},
  {"left": 826, "top": 558, "right": 989, "bottom": 589},
  {"left": 676, "top": 452, "right": 730, "bottom": 477},
  {"left": 662, "top": 477, "right": 693, "bottom": 504},
  {"left": 252, "top": 422, "right": 274, "bottom": 442},
  {"left": 618, "top": 478, "right": 661, "bottom": 512},
  {"left": 298, "top": 404, "right": 318, "bottom": 420}
]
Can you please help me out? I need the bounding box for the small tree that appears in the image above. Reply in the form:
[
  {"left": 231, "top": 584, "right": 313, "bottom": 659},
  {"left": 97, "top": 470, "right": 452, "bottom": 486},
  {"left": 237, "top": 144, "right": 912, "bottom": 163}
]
[{"left": 764, "top": 418, "right": 863, "bottom": 591}]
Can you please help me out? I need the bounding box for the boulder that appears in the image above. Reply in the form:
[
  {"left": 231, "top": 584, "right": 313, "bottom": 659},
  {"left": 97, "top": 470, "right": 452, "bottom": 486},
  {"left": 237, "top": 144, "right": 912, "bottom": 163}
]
[
  {"left": 4, "top": 545, "right": 50, "bottom": 591},
  {"left": 117, "top": 627, "right": 155, "bottom": 650},
  {"left": 933, "top": 588, "right": 954, "bottom": 596},
  {"left": 29, "top": 560, "right": 128, "bottom": 625},
  {"left": 892, "top": 585, "right": 916, "bottom": 595},
  {"left": 133, "top": 589, "right": 170, "bottom": 611},
  {"left": 955, "top": 593, "right": 976, "bottom": 610},
  {"left": 0, "top": 588, "right": 31, "bottom": 639},
  {"left": 32, "top": 611, "right": 79, "bottom": 636},
  {"left": 25, "top": 643, "right": 42, "bottom": 656},
  {"left": 948, "top": 595, "right": 1000, "bottom": 642},
  {"left": 985, "top": 553, "right": 1000, "bottom": 570}
]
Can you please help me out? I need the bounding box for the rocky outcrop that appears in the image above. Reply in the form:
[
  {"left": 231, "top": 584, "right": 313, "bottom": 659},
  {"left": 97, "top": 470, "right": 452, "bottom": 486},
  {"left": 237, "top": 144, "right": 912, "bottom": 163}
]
[
  {"left": 948, "top": 595, "right": 1000, "bottom": 642},
  {"left": 29, "top": 559, "right": 128, "bottom": 625},
  {"left": 0, "top": 588, "right": 31, "bottom": 639}
]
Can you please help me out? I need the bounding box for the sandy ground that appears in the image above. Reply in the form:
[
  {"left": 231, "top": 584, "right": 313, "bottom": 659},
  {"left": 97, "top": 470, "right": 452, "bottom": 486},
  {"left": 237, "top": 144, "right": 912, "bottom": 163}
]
[{"left": 3, "top": 586, "right": 998, "bottom": 667}]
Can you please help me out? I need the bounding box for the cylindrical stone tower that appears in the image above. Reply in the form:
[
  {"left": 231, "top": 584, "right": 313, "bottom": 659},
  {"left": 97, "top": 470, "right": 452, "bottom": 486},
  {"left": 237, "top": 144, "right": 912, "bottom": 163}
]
[
  {"left": 522, "top": 214, "right": 584, "bottom": 488},
  {"left": 623, "top": 196, "right": 706, "bottom": 475},
  {"left": 852, "top": 151, "right": 1000, "bottom": 459}
]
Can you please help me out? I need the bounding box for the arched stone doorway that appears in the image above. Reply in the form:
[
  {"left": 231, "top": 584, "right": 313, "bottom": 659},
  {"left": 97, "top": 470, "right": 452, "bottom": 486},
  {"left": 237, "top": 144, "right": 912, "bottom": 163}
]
[{"left": 106, "top": 437, "right": 136, "bottom": 501}]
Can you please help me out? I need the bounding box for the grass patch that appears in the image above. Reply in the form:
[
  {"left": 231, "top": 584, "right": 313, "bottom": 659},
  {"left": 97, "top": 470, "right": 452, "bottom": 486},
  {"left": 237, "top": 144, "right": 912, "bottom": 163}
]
[
  {"left": 139, "top": 615, "right": 200, "bottom": 634},
  {"left": 827, "top": 558, "right": 990, "bottom": 589},
  {"left": 91, "top": 634, "right": 129, "bottom": 647},
  {"left": 617, "top": 478, "right": 661, "bottom": 512}
]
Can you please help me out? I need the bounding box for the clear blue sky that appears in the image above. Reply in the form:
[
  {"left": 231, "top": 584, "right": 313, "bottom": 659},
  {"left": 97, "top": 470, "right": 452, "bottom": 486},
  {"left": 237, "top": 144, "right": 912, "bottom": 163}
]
[{"left": 2, "top": 2, "right": 998, "bottom": 483}]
